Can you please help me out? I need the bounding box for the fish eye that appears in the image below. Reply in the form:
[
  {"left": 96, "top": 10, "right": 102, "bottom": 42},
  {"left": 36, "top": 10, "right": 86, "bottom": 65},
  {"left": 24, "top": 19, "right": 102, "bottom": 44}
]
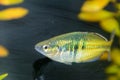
[{"left": 43, "top": 45, "right": 49, "bottom": 50}]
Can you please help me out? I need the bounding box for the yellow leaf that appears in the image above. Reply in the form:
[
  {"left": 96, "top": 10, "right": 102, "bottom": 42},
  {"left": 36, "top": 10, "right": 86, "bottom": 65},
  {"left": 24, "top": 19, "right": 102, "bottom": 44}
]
[
  {"left": 100, "top": 18, "right": 120, "bottom": 37},
  {"left": 0, "top": 73, "right": 8, "bottom": 80},
  {"left": 78, "top": 10, "right": 114, "bottom": 22},
  {"left": 111, "top": 48, "right": 120, "bottom": 65},
  {"left": 107, "top": 75, "right": 118, "bottom": 80},
  {"left": 0, "top": 0, "right": 23, "bottom": 6},
  {"left": 116, "top": 3, "right": 120, "bottom": 10},
  {"left": 117, "top": 71, "right": 120, "bottom": 78},
  {"left": 81, "top": 0, "right": 110, "bottom": 12},
  {"left": 106, "top": 64, "right": 119, "bottom": 74},
  {"left": 0, "top": 7, "right": 28, "bottom": 20},
  {"left": 0, "top": 45, "right": 8, "bottom": 57}
]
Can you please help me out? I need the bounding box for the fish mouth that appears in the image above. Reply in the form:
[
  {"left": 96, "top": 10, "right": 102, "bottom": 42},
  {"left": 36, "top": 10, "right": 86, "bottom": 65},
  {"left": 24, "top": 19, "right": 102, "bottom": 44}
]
[
  {"left": 35, "top": 45, "right": 50, "bottom": 58},
  {"left": 35, "top": 45, "right": 43, "bottom": 54}
]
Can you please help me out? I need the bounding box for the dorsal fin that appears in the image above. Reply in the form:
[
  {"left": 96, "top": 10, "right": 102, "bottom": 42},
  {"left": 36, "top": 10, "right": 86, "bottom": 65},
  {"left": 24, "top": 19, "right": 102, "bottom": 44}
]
[{"left": 94, "top": 33, "right": 108, "bottom": 41}]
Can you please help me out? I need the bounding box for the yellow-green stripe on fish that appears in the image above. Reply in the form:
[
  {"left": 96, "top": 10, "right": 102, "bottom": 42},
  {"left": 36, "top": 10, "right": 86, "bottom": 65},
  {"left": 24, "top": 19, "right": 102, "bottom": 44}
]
[{"left": 35, "top": 32, "right": 114, "bottom": 65}]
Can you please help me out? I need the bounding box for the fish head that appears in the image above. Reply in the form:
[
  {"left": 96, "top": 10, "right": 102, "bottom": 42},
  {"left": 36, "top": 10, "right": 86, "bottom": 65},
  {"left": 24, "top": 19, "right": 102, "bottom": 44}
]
[{"left": 35, "top": 39, "right": 61, "bottom": 60}]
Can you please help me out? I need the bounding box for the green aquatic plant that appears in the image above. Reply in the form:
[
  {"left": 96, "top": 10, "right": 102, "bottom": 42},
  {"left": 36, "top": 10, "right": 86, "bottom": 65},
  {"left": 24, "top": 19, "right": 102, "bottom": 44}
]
[
  {"left": 0, "top": 7, "right": 28, "bottom": 20},
  {"left": 0, "top": 0, "right": 29, "bottom": 79},
  {"left": 0, "top": 0, "right": 23, "bottom": 5},
  {"left": 0, "top": 45, "right": 8, "bottom": 57},
  {"left": 78, "top": 0, "right": 120, "bottom": 37},
  {"left": 78, "top": 0, "right": 120, "bottom": 80},
  {"left": 0, "top": 0, "right": 28, "bottom": 20},
  {"left": 105, "top": 48, "right": 120, "bottom": 80},
  {"left": 0, "top": 46, "right": 9, "bottom": 80},
  {"left": 0, "top": 73, "right": 8, "bottom": 80}
]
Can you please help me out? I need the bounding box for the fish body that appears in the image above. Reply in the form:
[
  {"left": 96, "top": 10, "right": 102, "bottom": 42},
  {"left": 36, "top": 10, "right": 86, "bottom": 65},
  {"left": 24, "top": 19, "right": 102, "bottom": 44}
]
[{"left": 35, "top": 32, "right": 114, "bottom": 64}]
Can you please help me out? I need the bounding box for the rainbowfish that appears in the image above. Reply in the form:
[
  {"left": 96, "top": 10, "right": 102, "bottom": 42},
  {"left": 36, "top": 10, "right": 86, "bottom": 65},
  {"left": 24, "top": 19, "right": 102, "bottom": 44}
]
[{"left": 35, "top": 32, "right": 114, "bottom": 65}]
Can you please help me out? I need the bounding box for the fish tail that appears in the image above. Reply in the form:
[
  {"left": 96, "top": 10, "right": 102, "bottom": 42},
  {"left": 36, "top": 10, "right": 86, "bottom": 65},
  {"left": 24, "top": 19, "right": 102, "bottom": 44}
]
[
  {"left": 109, "top": 30, "right": 115, "bottom": 44},
  {"left": 107, "top": 30, "right": 115, "bottom": 61}
]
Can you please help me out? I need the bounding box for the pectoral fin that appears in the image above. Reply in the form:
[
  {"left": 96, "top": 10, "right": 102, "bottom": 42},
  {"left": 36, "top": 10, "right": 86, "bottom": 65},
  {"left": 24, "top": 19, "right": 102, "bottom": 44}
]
[
  {"left": 64, "top": 62, "right": 72, "bottom": 65},
  {"left": 100, "top": 51, "right": 111, "bottom": 61},
  {"left": 84, "top": 57, "right": 99, "bottom": 62}
]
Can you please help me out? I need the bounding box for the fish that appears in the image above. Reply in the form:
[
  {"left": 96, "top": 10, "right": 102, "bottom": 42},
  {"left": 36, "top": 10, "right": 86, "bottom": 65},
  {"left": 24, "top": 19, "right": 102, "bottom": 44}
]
[{"left": 35, "top": 31, "right": 115, "bottom": 65}]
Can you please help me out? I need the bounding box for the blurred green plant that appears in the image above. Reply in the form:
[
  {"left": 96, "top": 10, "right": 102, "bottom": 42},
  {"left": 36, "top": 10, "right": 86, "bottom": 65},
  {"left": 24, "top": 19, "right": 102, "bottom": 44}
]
[
  {"left": 0, "top": 0, "right": 28, "bottom": 20},
  {"left": 105, "top": 48, "right": 120, "bottom": 80},
  {"left": 78, "top": 0, "right": 120, "bottom": 80},
  {"left": 0, "top": 0, "right": 23, "bottom": 5},
  {"left": 0, "top": 45, "right": 8, "bottom": 57},
  {"left": 0, "top": 7, "right": 28, "bottom": 20},
  {"left": 78, "top": 0, "right": 120, "bottom": 37},
  {"left": 0, "top": 45, "right": 8, "bottom": 80},
  {"left": 0, "top": 0, "right": 29, "bottom": 79},
  {"left": 0, "top": 73, "right": 8, "bottom": 80}
]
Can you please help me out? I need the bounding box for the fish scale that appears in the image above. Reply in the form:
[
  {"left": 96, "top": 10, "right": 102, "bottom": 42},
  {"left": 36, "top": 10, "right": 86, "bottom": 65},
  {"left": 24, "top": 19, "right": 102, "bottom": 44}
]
[{"left": 60, "top": 40, "right": 77, "bottom": 62}]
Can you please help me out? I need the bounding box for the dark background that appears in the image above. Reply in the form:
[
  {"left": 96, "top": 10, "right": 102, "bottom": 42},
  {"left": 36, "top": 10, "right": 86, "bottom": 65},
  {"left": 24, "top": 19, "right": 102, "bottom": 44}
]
[{"left": 0, "top": 0, "right": 119, "bottom": 80}]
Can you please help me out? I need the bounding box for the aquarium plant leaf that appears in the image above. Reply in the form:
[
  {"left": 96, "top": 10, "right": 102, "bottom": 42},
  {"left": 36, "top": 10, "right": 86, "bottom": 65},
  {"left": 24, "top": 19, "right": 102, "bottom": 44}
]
[
  {"left": 115, "top": 3, "right": 120, "bottom": 10},
  {"left": 0, "top": 45, "right": 8, "bottom": 57},
  {"left": 106, "top": 64, "right": 119, "bottom": 74},
  {"left": 0, "top": 73, "right": 8, "bottom": 80},
  {"left": 0, "top": 0, "right": 24, "bottom": 6},
  {"left": 105, "top": 49, "right": 120, "bottom": 80},
  {"left": 100, "top": 17, "right": 120, "bottom": 37},
  {"left": 111, "top": 48, "right": 120, "bottom": 65},
  {"left": 107, "top": 75, "right": 118, "bottom": 80},
  {"left": 78, "top": 10, "right": 114, "bottom": 22},
  {"left": 0, "top": 7, "right": 28, "bottom": 20},
  {"left": 81, "top": 0, "right": 110, "bottom": 12}
]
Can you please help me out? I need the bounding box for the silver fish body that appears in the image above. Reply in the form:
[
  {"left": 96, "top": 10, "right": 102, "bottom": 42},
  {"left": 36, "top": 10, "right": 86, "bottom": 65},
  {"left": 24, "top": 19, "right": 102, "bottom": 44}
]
[{"left": 35, "top": 32, "right": 114, "bottom": 65}]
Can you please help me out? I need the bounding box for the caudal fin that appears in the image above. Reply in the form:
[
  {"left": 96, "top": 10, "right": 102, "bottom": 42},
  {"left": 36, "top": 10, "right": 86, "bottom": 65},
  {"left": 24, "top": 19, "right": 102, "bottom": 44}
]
[
  {"left": 110, "top": 30, "right": 115, "bottom": 43},
  {"left": 107, "top": 30, "right": 115, "bottom": 61}
]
